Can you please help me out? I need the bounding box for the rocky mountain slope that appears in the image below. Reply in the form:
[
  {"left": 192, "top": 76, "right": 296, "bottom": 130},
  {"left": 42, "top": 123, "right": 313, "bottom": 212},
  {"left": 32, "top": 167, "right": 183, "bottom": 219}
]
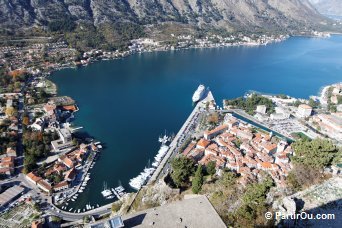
[
  {"left": 309, "top": 0, "right": 342, "bottom": 17},
  {"left": 0, "top": 0, "right": 332, "bottom": 33}
]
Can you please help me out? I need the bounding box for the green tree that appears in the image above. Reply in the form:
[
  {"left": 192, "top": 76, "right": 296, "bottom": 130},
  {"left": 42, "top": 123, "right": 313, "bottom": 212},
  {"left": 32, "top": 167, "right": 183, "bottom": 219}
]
[
  {"left": 192, "top": 165, "right": 204, "bottom": 194},
  {"left": 293, "top": 100, "right": 303, "bottom": 107},
  {"left": 171, "top": 156, "right": 195, "bottom": 187},
  {"left": 337, "top": 95, "right": 342, "bottom": 105},
  {"left": 218, "top": 171, "right": 237, "bottom": 188},
  {"left": 51, "top": 216, "right": 61, "bottom": 223},
  {"left": 23, "top": 154, "right": 37, "bottom": 173},
  {"left": 224, "top": 94, "right": 275, "bottom": 115},
  {"left": 233, "top": 176, "right": 274, "bottom": 227},
  {"left": 308, "top": 98, "right": 319, "bottom": 108},
  {"left": 292, "top": 139, "right": 339, "bottom": 169},
  {"left": 206, "top": 161, "right": 216, "bottom": 176}
]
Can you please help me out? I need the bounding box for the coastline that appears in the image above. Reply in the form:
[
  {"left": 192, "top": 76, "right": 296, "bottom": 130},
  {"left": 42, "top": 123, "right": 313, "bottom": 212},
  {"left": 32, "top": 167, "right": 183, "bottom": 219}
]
[
  {"left": 318, "top": 82, "right": 342, "bottom": 106},
  {"left": 45, "top": 33, "right": 342, "bottom": 78},
  {"left": 45, "top": 35, "right": 290, "bottom": 76},
  {"left": 41, "top": 35, "right": 341, "bottom": 214}
]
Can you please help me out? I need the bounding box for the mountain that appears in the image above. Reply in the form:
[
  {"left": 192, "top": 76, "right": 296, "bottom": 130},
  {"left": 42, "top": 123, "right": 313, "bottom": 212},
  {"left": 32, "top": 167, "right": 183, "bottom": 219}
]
[
  {"left": 309, "top": 0, "right": 342, "bottom": 16},
  {"left": 0, "top": 0, "right": 331, "bottom": 33}
]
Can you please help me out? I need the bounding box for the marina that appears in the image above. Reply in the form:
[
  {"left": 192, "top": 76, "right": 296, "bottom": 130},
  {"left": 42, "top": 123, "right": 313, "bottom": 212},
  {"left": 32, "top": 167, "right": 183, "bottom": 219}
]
[{"left": 129, "top": 135, "right": 170, "bottom": 190}]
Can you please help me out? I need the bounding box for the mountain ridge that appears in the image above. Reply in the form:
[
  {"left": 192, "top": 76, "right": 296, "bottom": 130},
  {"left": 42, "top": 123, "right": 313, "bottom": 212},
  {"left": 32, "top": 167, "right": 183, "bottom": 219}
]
[
  {"left": 309, "top": 0, "right": 342, "bottom": 17},
  {"left": 0, "top": 0, "right": 333, "bottom": 33}
]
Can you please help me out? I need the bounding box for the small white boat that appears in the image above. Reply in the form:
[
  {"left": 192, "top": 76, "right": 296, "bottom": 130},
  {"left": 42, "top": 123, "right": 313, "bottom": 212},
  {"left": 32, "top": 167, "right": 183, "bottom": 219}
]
[
  {"left": 102, "top": 182, "right": 113, "bottom": 198},
  {"left": 115, "top": 186, "right": 125, "bottom": 192}
]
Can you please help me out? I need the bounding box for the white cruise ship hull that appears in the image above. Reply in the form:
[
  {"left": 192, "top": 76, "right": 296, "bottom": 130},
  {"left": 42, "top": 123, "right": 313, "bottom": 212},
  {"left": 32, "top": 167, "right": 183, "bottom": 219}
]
[{"left": 192, "top": 85, "right": 205, "bottom": 103}]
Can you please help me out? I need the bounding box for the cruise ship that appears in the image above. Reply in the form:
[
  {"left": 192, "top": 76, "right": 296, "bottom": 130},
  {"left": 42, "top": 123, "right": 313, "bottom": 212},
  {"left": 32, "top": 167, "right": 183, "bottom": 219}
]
[{"left": 192, "top": 84, "right": 206, "bottom": 103}]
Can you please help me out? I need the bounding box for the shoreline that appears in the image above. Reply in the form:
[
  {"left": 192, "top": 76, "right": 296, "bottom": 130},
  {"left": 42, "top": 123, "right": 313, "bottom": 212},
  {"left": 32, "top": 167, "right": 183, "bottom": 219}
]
[
  {"left": 45, "top": 33, "right": 342, "bottom": 79},
  {"left": 39, "top": 36, "right": 341, "bottom": 215},
  {"left": 318, "top": 82, "right": 342, "bottom": 106},
  {"left": 45, "top": 35, "right": 290, "bottom": 77}
]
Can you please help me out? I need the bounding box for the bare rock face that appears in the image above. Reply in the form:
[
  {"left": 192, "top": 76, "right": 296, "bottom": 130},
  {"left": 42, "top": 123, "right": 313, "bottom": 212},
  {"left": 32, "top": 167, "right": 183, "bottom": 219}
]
[
  {"left": 309, "top": 0, "right": 342, "bottom": 17},
  {"left": 0, "top": 0, "right": 331, "bottom": 33}
]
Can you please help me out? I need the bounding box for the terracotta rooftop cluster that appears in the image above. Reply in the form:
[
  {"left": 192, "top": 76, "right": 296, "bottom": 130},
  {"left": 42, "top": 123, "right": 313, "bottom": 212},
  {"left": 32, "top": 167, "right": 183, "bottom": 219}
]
[{"left": 182, "top": 114, "right": 293, "bottom": 187}]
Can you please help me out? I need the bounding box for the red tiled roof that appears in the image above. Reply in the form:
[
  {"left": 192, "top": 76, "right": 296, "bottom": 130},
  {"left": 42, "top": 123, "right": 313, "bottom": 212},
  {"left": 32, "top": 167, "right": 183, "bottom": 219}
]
[
  {"left": 38, "top": 180, "right": 52, "bottom": 191},
  {"left": 197, "top": 139, "right": 211, "bottom": 148},
  {"left": 261, "top": 162, "right": 273, "bottom": 169},
  {"left": 27, "top": 172, "right": 42, "bottom": 183},
  {"left": 54, "top": 181, "right": 69, "bottom": 189},
  {"left": 183, "top": 142, "right": 196, "bottom": 156},
  {"left": 61, "top": 105, "right": 77, "bottom": 111}
]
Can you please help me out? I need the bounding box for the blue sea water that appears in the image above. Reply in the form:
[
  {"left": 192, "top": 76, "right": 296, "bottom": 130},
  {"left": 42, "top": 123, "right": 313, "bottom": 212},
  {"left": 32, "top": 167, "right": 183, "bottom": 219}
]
[{"left": 51, "top": 35, "right": 342, "bottom": 209}]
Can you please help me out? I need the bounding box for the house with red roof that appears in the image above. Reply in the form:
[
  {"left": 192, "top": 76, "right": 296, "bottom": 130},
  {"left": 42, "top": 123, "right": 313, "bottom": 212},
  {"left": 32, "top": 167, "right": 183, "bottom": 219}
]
[
  {"left": 26, "top": 172, "right": 42, "bottom": 185},
  {"left": 204, "top": 125, "right": 228, "bottom": 140},
  {"left": 182, "top": 142, "right": 196, "bottom": 156},
  {"left": 54, "top": 181, "right": 69, "bottom": 192},
  {"left": 196, "top": 138, "right": 211, "bottom": 149},
  {"left": 37, "top": 179, "right": 52, "bottom": 193}
]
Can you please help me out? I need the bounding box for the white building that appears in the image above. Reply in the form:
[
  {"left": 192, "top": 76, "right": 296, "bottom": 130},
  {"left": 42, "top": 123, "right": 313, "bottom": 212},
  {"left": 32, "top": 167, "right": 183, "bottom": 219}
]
[
  {"left": 51, "top": 128, "right": 73, "bottom": 152},
  {"left": 297, "top": 104, "right": 312, "bottom": 118},
  {"left": 6, "top": 99, "right": 13, "bottom": 108},
  {"left": 58, "top": 128, "right": 72, "bottom": 143},
  {"left": 256, "top": 105, "right": 267, "bottom": 114}
]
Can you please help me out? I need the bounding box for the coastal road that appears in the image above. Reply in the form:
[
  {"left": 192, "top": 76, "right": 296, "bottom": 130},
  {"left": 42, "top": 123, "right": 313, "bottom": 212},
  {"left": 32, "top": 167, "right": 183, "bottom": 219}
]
[
  {"left": 47, "top": 203, "right": 112, "bottom": 221},
  {"left": 0, "top": 173, "right": 113, "bottom": 222},
  {"left": 149, "top": 91, "right": 214, "bottom": 183}
]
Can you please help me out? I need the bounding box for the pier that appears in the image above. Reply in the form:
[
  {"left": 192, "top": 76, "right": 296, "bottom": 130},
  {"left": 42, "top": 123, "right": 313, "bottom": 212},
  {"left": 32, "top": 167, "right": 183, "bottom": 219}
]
[{"left": 149, "top": 90, "right": 215, "bottom": 183}]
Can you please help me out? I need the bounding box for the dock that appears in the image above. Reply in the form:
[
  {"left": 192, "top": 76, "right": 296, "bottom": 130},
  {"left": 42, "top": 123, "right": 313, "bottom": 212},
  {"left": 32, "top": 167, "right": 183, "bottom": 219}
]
[{"left": 149, "top": 90, "right": 215, "bottom": 183}]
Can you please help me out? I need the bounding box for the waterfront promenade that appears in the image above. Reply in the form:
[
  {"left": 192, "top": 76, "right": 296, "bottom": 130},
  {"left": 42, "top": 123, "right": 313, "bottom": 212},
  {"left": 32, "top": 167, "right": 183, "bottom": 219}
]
[{"left": 149, "top": 90, "right": 215, "bottom": 183}]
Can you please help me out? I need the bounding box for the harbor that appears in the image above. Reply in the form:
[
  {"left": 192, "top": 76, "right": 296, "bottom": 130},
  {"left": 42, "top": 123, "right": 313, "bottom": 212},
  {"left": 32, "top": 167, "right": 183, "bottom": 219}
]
[
  {"left": 53, "top": 142, "right": 102, "bottom": 213},
  {"left": 48, "top": 35, "right": 342, "bottom": 209}
]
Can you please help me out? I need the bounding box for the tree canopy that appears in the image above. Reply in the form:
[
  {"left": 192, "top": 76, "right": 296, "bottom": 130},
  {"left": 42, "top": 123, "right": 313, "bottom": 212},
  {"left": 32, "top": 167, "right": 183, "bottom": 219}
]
[
  {"left": 224, "top": 94, "right": 275, "bottom": 115},
  {"left": 218, "top": 171, "right": 237, "bottom": 188},
  {"left": 292, "top": 139, "right": 339, "bottom": 169},
  {"left": 233, "top": 175, "right": 274, "bottom": 227},
  {"left": 171, "top": 156, "right": 195, "bottom": 187},
  {"left": 206, "top": 161, "right": 216, "bottom": 176},
  {"left": 192, "top": 165, "right": 204, "bottom": 194}
]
